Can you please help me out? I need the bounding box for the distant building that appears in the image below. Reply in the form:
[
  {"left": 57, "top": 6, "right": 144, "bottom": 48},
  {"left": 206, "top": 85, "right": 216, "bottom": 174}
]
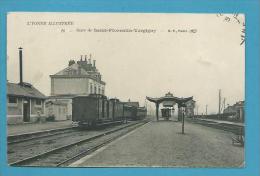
[
  {"left": 124, "top": 99, "right": 140, "bottom": 108},
  {"left": 223, "top": 101, "right": 244, "bottom": 121},
  {"left": 185, "top": 100, "right": 196, "bottom": 117},
  {"left": 50, "top": 55, "right": 105, "bottom": 96},
  {"left": 162, "top": 92, "right": 175, "bottom": 119},
  {"left": 48, "top": 55, "right": 106, "bottom": 119},
  {"left": 7, "top": 48, "right": 46, "bottom": 124}
]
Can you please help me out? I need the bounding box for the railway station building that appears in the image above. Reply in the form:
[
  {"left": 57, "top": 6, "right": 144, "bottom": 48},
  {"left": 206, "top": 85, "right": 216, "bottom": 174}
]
[
  {"left": 47, "top": 55, "right": 106, "bottom": 120},
  {"left": 50, "top": 56, "right": 105, "bottom": 96},
  {"left": 147, "top": 92, "right": 194, "bottom": 121},
  {"left": 7, "top": 82, "right": 46, "bottom": 124},
  {"left": 223, "top": 101, "right": 244, "bottom": 122}
]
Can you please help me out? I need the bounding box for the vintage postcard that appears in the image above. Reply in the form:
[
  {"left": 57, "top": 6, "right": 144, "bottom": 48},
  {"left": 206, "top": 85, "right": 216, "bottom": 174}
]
[{"left": 6, "top": 12, "right": 244, "bottom": 167}]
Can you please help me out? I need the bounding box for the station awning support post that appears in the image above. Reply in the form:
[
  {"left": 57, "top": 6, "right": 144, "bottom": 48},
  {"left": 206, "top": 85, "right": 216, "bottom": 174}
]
[
  {"left": 156, "top": 103, "right": 159, "bottom": 121},
  {"left": 182, "top": 107, "right": 185, "bottom": 134}
]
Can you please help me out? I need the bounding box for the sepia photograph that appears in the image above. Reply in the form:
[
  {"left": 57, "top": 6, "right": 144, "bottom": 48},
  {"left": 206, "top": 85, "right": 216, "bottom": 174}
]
[{"left": 6, "top": 12, "right": 245, "bottom": 167}]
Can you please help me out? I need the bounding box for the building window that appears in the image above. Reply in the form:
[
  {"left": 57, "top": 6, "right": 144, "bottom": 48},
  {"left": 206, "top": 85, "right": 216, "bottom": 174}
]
[
  {"left": 94, "top": 86, "right": 97, "bottom": 94},
  {"left": 102, "top": 89, "right": 104, "bottom": 95},
  {"left": 98, "top": 87, "right": 101, "bottom": 94},
  {"left": 8, "top": 96, "right": 18, "bottom": 107},
  {"left": 35, "top": 99, "right": 42, "bottom": 106},
  {"left": 9, "top": 96, "right": 17, "bottom": 104}
]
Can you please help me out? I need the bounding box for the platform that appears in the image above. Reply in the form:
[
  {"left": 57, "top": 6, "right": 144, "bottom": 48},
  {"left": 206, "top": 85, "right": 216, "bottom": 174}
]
[
  {"left": 70, "top": 119, "right": 244, "bottom": 167},
  {"left": 8, "top": 120, "right": 73, "bottom": 136}
]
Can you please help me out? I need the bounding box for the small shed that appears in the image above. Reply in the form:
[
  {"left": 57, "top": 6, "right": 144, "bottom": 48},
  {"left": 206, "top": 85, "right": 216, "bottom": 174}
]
[
  {"left": 45, "top": 100, "right": 68, "bottom": 121},
  {"left": 7, "top": 82, "right": 46, "bottom": 124}
]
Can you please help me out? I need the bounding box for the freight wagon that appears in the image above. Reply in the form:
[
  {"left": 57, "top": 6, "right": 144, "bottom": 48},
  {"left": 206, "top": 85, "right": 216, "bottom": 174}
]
[
  {"left": 136, "top": 107, "right": 147, "bottom": 120},
  {"left": 72, "top": 94, "right": 147, "bottom": 127}
]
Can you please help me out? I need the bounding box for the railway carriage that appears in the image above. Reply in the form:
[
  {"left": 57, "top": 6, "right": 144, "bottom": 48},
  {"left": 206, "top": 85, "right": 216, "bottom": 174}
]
[
  {"left": 72, "top": 94, "right": 147, "bottom": 127},
  {"left": 124, "top": 106, "right": 138, "bottom": 120},
  {"left": 109, "top": 98, "right": 124, "bottom": 121},
  {"left": 123, "top": 104, "right": 135, "bottom": 120},
  {"left": 136, "top": 107, "right": 147, "bottom": 120},
  {"left": 72, "top": 94, "right": 108, "bottom": 126}
]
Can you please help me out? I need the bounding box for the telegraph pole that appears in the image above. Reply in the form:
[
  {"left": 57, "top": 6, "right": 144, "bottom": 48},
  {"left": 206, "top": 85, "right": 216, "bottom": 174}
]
[
  {"left": 223, "top": 98, "right": 226, "bottom": 112},
  {"left": 218, "top": 89, "right": 221, "bottom": 116},
  {"left": 182, "top": 107, "right": 185, "bottom": 134}
]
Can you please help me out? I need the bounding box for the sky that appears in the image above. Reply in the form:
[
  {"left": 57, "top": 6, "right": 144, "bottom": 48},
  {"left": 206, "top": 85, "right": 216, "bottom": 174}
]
[{"left": 7, "top": 13, "right": 245, "bottom": 114}]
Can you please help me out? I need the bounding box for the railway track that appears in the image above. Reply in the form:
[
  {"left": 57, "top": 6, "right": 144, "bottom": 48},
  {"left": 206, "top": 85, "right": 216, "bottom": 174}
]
[
  {"left": 186, "top": 118, "right": 244, "bottom": 135},
  {"left": 8, "top": 127, "right": 77, "bottom": 145},
  {"left": 9, "top": 120, "right": 148, "bottom": 167}
]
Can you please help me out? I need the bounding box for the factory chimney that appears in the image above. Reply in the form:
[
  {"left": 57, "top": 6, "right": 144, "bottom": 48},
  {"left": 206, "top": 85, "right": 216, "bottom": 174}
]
[
  {"left": 93, "top": 60, "right": 96, "bottom": 67},
  {"left": 18, "top": 47, "right": 23, "bottom": 85},
  {"left": 84, "top": 55, "right": 87, "bottom": 62},
  {"left": 88, "top": 59, "right": 91, "bottom": 65}
]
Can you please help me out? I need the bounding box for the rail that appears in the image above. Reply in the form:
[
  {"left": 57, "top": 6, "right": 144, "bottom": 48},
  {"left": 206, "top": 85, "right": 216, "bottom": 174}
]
[
  {"left": 9, "top": 120, "right": 149, "bottom": 166},
  {"left": 187, "top": 118, "right": 244, "bottom": 146}
]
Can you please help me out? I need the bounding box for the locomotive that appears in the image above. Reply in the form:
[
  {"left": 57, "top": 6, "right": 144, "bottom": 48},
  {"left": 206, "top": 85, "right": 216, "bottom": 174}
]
[{"left": 72, "top": 94, "right": 147, "bottom": 127}]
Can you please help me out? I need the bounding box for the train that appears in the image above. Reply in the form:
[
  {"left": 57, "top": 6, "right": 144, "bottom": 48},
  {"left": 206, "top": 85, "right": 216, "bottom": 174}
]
[{"left": 72, "top": 94, "right": 147, "bottom": 127}]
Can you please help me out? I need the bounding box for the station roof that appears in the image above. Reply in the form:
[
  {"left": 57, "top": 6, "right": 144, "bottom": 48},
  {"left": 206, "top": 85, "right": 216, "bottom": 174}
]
[
  {"left": 7, "top": 82, "right": 46, "bottom": 99},
  {"left": 146, "top": 92, "right": 193, "bottom": 105},
  {"left": 50, "top": 61, "right": 106, "bottom": 85}
]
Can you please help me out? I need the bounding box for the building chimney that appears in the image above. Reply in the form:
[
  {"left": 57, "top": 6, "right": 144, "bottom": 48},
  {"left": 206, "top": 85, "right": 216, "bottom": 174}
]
[
  {"left": 69, "top": 60, "right": 75, "bottom": 66},
  {"left": 19, "top": 47, "right": 23, "bottom": 85},
  {"left": 80, "top": 55, "right": 83, "bottom": 60},
  {"left": 85, "top": 55, "right": 87, "bottom": 62},
  {"left": 88, "top": 59, "right": 91, "bottom": 65},
  {"left": 93, "top": 60, "right": 96, "bottom": 67}
]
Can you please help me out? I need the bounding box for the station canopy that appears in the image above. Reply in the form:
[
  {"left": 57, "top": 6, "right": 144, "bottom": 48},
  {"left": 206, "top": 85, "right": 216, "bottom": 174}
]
[
  {"left": 162, "top": 92, "right": 176, "bottom": 107},
  {"left": 146, "top": 92, "right": 193, "bottom": 107}
]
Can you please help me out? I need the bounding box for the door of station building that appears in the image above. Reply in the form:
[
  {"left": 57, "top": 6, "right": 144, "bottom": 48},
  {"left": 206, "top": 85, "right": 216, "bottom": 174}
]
[{"left": 23, "top": 99, "right": 30, "bottom": 122}]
